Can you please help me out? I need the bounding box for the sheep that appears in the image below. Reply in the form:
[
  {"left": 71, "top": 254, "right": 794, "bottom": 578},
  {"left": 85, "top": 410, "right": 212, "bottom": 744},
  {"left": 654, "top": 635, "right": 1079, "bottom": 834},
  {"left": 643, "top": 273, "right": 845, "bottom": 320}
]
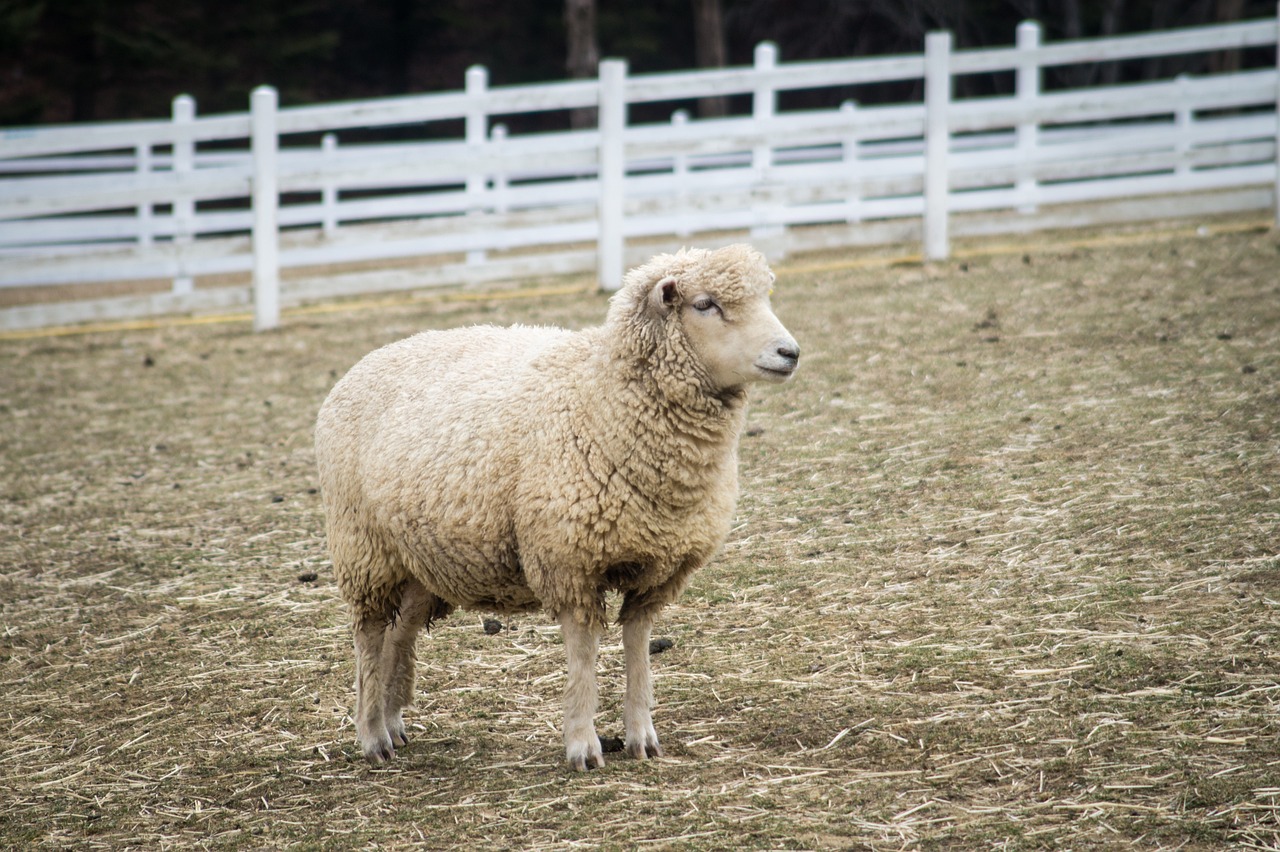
[{"left": 314, "top": 244, "right": 799, "bottom": 770}]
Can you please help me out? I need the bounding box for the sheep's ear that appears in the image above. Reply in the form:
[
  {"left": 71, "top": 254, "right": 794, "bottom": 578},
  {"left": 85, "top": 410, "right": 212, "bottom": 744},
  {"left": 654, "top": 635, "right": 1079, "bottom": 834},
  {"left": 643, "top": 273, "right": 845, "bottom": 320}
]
[{"left": 648, "top": 276, "right": 679, "bottom": 316}]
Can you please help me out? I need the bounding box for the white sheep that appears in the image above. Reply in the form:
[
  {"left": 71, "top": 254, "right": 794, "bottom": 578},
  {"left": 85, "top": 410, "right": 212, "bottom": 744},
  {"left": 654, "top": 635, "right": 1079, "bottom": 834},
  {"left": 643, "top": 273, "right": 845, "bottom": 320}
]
[{"left": 314, "top": 244, "right": 799, "bottom": 769}]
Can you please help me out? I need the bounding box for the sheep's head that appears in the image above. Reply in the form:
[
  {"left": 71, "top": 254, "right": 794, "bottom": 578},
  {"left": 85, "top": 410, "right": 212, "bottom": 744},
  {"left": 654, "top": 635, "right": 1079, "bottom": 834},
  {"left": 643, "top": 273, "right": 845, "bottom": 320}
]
[{"left": 610, "top": 244, "right": 799, "bottom": 394}]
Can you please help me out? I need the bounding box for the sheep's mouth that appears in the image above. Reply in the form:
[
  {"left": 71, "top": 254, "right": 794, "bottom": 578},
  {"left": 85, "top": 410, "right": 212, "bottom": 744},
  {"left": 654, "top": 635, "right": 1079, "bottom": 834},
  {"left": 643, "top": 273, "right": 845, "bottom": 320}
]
[{"left": 755, "top": 364, "right": 796, "bottom": 382}]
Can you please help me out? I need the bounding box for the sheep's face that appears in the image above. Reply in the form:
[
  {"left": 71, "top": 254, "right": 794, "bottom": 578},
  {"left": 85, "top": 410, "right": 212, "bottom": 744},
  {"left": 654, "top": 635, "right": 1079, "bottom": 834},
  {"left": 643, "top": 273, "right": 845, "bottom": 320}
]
[{"left": 647, "top": 247, "right": 800, "bottom": 392}]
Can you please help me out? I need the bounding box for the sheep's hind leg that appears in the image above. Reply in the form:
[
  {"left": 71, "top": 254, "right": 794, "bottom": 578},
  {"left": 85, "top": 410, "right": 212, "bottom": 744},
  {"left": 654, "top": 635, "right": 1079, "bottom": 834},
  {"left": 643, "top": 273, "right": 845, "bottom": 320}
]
[
  {"left": 381, "top": 578, "right": 443, "bottom": 750},
  {"left": 353, "top": 612, "right": 396, "bottom": 764},
  {"left": 559, "top": 610, "right": 604, "bottom": 770},
  {"left": 622, "top": 614, "right": 663, "bottom": 760}
]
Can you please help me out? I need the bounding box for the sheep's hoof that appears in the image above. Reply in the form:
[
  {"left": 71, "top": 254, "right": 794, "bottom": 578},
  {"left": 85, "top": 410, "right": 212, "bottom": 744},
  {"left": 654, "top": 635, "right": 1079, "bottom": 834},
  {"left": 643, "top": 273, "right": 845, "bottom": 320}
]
[
  {"left": 363, "top": 745, "right": 395, "bottom": 765},
  {"left": 359, "top": 734, "right": 397, "bottom": 765},
  {"left": 566, "top": 736, "right": 605, "bottom": 771},
  {"left": 624, "top": 718, "right": 663, "bottom": 761},
  {"left": 386, "top": 715, "right": 409, "bottom": 749},
  {"left": 625, "top": 735, "right": 663, "bottom": 761},
  {"left": 626, "top": 741, "right": 663, "bottom": 760}
]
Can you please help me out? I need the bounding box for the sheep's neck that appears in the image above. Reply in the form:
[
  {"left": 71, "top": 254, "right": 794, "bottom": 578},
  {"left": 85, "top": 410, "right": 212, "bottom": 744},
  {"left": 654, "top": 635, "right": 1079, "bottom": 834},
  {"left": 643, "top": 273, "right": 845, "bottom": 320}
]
[
  {"left": 608, "top": 319, "right": 741, "bottom": 411},
  {"left": 570, "top": 365, "right": 740, "bottom": 517},
  {"left": 593, "top": 334, "right": 745, "bottom": 451}
]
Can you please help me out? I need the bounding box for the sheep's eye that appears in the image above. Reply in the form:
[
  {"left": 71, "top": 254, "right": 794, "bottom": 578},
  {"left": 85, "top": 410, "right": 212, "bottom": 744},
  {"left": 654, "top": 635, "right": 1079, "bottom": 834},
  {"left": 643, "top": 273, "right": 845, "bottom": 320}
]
[{"left": 692, "top": 297, "right": 721, "bottom": 316}]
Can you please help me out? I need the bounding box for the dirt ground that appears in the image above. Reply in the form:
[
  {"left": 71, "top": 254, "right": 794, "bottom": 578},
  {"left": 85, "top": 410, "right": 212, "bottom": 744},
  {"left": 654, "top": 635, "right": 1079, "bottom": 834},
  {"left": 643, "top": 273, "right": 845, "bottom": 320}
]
[{"left": 2, "top": 219, "right": 1279, "bottom": 850}]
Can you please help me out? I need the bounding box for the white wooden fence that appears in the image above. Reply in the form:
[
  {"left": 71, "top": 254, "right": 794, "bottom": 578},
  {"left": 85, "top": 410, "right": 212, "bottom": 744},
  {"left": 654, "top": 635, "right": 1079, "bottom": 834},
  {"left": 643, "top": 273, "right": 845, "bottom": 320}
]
[{"left": 2, "top": 10, "right": 1278, "bottom": 332}]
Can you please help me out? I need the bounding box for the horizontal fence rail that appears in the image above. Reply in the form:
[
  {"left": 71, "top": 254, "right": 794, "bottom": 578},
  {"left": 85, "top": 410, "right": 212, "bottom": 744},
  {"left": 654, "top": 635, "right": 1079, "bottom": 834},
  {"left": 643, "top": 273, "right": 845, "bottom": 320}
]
[{"left": 1, "top": 8, "right": 1277, "bottom": 332}]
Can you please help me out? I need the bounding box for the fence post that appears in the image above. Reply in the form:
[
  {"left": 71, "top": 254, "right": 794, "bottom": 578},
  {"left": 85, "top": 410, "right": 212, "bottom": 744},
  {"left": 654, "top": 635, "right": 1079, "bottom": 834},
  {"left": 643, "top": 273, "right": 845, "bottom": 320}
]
[
  {"left": 171, "top": 94, "right": 195, "bottom": 294},
  {"left": 598, "top": 58, "right": 627, "bottom": 291},
  {"left": 751, "top": 42, "right": 781, "bottom": 241},
  {"left": 1273, "top": 2, "right": 1279, "bottom": 228},
  {"left": 923, "top": 30, "right": 952, "bottom": 261},
  {"left": 672, "top": 109, "right": 692, "bottom": 237},
  {"left": 466, "top": 65, "right": 489, "bottom": 265},
  {"left": 321, "top": 133, "right": 338, "bottom": 237},
  {"left": 491, "top": 123, "right": 509, "bottom": 217},
  {"left": 136, "top": 143, "right": 154, "bottom": 247},
  {"left": 251, "top": 85, "right": 280, "bottom": 332},
  {"left": 1174, "top": 74, "right": 1194, "bottom": 180},
  {"left": 1015, "top": 21, "right": 1040, "bottom": 214},
  {"left": 841, "top": 100, "right": 861, "bottom": 224}
]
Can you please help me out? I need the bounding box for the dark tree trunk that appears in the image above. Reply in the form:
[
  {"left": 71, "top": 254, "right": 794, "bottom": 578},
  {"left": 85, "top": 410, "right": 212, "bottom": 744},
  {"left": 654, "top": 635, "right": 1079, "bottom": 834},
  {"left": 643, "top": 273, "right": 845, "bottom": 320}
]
[
  {"left": 1098, "top": 0, "right": 1126, "bottom": 85},
  {"left": 565, "top": 0, "right": 599, "bottom": 128},
  {"left": 1210, "top": 0, "right": 1245, "bottom": 73},
  {"left": 390, "top": 0, "right": 415, "bottom": 93},
  {"left": 692, "top": 0, "right": 728, "bottom": 117},
  {"left": 67, "top": 3, "right": 104, "bottom": 121}
]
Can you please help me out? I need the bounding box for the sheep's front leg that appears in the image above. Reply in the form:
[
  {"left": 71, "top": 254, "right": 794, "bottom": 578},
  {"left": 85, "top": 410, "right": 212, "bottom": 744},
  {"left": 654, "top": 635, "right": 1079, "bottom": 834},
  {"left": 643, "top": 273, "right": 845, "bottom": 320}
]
[
  {"left": 622, "top": 615, "right": 663, "bottom": 760},
  {"left": 559, "top": 611, "right": 604, "bottom": 770}
]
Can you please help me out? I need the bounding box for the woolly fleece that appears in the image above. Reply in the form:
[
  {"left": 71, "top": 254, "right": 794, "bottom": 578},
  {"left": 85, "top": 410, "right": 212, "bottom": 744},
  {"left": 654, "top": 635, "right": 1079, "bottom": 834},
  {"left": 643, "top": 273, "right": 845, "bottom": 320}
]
[{"left": 316, "top": 244, "right": 781, "bottom": 630}]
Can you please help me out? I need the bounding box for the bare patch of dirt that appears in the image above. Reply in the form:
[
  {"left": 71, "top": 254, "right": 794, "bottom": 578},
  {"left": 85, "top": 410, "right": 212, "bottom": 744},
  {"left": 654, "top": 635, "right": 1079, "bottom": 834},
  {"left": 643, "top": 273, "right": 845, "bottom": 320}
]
[{"left": 2, "top": 220, "right": 1279, "bottom": 849}]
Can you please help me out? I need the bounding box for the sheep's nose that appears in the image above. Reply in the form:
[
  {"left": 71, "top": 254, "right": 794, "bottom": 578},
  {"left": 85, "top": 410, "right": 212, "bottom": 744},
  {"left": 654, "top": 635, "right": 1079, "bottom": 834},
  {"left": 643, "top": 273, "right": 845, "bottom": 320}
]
[{"left": 776, "top": 343, "right": 800, "bottom": 365}]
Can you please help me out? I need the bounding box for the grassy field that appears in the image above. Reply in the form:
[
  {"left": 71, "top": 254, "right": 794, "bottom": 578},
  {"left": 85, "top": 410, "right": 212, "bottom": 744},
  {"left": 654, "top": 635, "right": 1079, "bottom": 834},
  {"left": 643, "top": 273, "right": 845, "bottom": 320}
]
[{"left": 2, "top": 220, "right": 1279, "bottom": 850}]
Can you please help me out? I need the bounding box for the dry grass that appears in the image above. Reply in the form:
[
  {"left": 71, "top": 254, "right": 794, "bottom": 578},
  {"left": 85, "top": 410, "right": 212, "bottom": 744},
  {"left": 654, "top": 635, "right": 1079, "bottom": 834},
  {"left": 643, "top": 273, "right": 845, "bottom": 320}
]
[{"left": 2, "top": 218, "right": 1279, "bottom": 850}]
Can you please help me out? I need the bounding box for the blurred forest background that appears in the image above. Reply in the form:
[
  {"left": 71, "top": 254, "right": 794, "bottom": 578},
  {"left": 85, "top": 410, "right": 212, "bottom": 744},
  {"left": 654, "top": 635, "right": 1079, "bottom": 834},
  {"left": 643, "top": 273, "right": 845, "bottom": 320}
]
[{"left": 0, "top": 0, "right": 1271, "bottom": 127}]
